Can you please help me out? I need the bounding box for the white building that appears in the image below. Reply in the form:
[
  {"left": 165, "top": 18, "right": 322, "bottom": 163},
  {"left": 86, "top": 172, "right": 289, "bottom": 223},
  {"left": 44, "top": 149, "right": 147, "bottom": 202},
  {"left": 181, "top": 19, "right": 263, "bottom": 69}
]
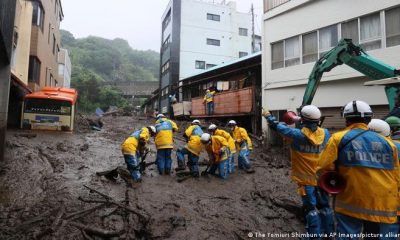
[
  {"left": 159, "top": 0, "right": 255, "bottom": 114},
  {"left": 57, "top": 49, "right": 71, "bottom": 88},
  {"left": 262, "top": 0, "right": 400, "bottom": 130}
]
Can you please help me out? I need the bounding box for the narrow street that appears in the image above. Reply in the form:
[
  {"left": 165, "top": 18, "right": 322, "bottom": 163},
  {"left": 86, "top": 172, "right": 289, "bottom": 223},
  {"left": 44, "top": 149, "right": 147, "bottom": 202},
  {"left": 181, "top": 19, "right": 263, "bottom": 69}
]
[{"left": 0, "top": 115, "right": 304, "bottom": 239}]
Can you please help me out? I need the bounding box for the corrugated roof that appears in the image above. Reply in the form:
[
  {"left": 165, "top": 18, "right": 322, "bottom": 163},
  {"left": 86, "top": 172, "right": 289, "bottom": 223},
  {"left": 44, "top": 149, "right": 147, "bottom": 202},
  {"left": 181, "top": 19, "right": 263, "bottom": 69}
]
[{"left": 181, "top": 51, "right": 262, "bottom": 81}]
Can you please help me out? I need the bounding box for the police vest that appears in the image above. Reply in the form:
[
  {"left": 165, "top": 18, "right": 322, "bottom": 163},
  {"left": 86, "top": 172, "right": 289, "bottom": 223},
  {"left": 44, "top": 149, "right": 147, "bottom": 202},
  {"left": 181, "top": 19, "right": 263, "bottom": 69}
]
[
  {"left": 290, "top": 128, "right": 330, "bottom": 154},
  {"left": 156, "top": 119, "right": 173, "bottom": 132}
]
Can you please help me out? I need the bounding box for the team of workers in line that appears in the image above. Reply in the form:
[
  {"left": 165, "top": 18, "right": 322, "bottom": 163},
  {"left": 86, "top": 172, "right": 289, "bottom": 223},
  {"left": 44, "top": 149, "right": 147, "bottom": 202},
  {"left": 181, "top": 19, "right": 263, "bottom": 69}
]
[
  {"left": 121, "top": 113, "right": 254, "bottom": 183},
  {"left": 263, "top": 100, "right": 400, "bottom": 239}
]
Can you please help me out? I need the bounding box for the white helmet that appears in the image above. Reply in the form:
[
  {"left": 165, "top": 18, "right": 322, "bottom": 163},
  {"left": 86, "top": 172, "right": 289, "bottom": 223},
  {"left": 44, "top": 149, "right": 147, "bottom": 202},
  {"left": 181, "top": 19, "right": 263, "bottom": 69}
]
[
  {"left": 227, "top": 120, "right": 237, "bottom": 126},
  {"left": 368, "top": 119, "right": 391, "bottom": 137},
  {"left": 192, "top": 119, "right": 200, "bottom": 125},
  {"left": 208, "top": 124, "right": 217, "bottom": 131},
  {"left": 200, "top": 133, "right": 211, "bottom": 144},
  {"left": 342, "top": 100, "right": 373, "bottom": 118},
  {"left": 147, "top": 126, "right": 156, "bottom": 135},
  {"left": 300, "top": 105, "right": 321, "bottom": 122},
  {"left": 156, "top": 114, "right": 165, "bottom": 118}
]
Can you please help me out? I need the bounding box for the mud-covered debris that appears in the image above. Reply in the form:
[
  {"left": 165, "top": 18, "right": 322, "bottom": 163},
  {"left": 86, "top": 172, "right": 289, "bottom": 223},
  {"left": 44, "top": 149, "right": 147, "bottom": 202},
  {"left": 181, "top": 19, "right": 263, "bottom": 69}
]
[
  {"left": 14, "top": 133, "right": 37, "bottom": 139},
  {"left": 170, "top": 216, "right": 186, "bottom": 227},
  {"left": 80, "top": 143, "right": 89, "bottom": 151}
]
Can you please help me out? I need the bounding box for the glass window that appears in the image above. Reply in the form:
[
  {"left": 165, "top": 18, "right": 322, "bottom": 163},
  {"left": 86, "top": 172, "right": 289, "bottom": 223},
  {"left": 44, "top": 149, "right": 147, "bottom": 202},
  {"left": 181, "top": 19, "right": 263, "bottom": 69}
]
[
  {"left": 53, "top": 35, "right": 56, "bottom": 55},
  {"left": 239, "top": 28, "right": 248, "bottom": 36},
  {"left": 319, "top": 25, "right": 338, "bottom": 57},
  {"left": 302, "top": 31, "right": 318, "bottom": 64},
  {"left": 28, "top": 56, "right": 41, "bottom": 84},
  {"left": 162, "top": 35, "right": 171, "bottom": 53},
  {"left": 206, "top": 64, "right": 216, "bottom": 69},
  {"left": 161, "top": 61, "right": 170, "bottom": 75},
  {"left": 341, "top": 19, "right": 359, "bottom": 44},
  {"left": 207, "top": 13, "right": 220, "bottom": 21},
  {"left": 24, "top": 99, "right": 72, "bottom": 115},
  {"left": 162, "top": 10, "right": 171, "bottom": 30},
  {"left": 32, "top": 2, "right": 44, "bottom": 31},
  {"left": 386, "top": 7, "right": 400, "bottom": 47},
  {"left": 195, "top": 61, "right": 205, "bottom": 69},
  {"left": 271, "top": 41, "right": 283, "bottom": 69},
  {"left": 239, "top": 52, "right": 248, "bottom": 58},
  {"left": 207, "top": 38, "right": 220, "bottom": 46},
  {"left": 360, "top": 13, "right": 381, "bottom": 51},
  {"left": 284, "top": 36, "right": 300, "bottom": 67}
]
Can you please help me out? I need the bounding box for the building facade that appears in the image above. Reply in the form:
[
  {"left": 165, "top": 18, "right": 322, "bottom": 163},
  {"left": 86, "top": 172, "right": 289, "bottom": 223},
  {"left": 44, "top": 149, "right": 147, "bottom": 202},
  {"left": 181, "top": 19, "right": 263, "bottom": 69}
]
[
  {"left": 160, "top": 0, "right": 255, "bottom": 114},
  {"left": 58, "top": 48, "right": 71, "bottom": 88},
  {"left": 0, "top": 0, "right": 17, "bottom": 161},
  {"left": 28, "top": 0, "right": 64, "bottom": 92},
  {"left": 262, "top": 0, "right": 400, "bottom": 131}
]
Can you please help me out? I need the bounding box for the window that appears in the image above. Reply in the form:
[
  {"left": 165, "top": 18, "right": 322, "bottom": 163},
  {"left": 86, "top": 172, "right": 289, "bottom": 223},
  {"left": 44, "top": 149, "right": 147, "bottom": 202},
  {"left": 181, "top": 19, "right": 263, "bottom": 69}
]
[
  {"left": 206, "top": 64, "right": 216, "bottom": 69},
  {"left": 239, "top": 51, "right": 248, "bottom": 58},
  {"left": 162, "top": 10, "right": 171, "bottom": 30},
  {"left": 161, "top": 35, "right": 171, "bottom": 53},
  {"left": 271, "top": 41, "right": 283, "bottom": 69},
  {"left": 239, "top": 28, "right": 248, "bottom": 36},
  {"left": 302, "top": 31, "right": 318, "bottom": 64},
  {"left": 48, "top": 24, "right": 51, "bottom": 43},
  {"left": 49, "top": 74, "right": 54, "bottom": 86},
  {"left": 11, "top": 31, "right": 18, "bottom": 69},
  {"left": 195, "top": 60, "right": 205, "bottom": 69},
  {"left": 207, "top": 38, "right": 220, "bottom": 46},
  {"left": 32, "top": 2, "right": 44, "bottom": 31},
  {"left": 161, "top": 61, "right": 170, "bottom": 76},
  {"left": 360, "top": 13, "right": 381, "bottom": 51},
  {"left": 319, "top": 25, "right": 338, "bottom": 57},
  {"left": 52, "top": 35, "right": 56, "bottom": 55},
  {"left": 341, "top": 19, "right": 359, "bottom": 44},
  {"left": 207, "top": 13, "right": 220, "bottom": 21},
  {"left": 386, "top": 7, "right": 400, "bottom": 47},
  {"left": 284, "top": 36, "right": 300, "bottom": 67},
  {"left": 28, "top": 56, "right": 41, "bottom": 84}
]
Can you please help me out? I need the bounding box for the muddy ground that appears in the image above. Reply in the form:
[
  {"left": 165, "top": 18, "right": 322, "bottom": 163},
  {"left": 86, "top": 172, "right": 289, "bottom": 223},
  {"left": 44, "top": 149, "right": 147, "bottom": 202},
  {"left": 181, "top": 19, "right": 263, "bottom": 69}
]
[{"left": 0, "top": 115, "right": 304, "bottom": 239}]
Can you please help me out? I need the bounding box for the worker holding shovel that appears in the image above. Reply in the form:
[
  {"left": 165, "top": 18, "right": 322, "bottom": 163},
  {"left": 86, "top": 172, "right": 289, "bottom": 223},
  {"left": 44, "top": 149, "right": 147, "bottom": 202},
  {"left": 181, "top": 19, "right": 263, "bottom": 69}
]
[
  {"left": 121, "top": 126, "right": 156, "bottom": 182},
  {"left": 200, "top": 133, "right": 230, "bottom": 179}
]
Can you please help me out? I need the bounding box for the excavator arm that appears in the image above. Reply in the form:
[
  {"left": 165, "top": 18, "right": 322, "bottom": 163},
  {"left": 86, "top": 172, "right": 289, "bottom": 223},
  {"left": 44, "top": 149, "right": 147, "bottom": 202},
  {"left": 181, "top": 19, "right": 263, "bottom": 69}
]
[{"left": 302, "top": 39, "right": 400, "bottom": 108}]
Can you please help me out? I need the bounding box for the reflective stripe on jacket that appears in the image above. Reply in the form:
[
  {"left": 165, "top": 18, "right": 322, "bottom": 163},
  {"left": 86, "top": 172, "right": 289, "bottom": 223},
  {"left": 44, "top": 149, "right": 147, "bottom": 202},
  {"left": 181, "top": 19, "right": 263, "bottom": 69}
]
[
  {"left": 319, "top": 123, "right": 400, "bottom": 224},
  {"left": 232, "top": 126, "right": 252, "bottom": 151},
  {"left": 214, "top": 129, "right": 236, "bottom": 153},
  {"left": 155, "top": 118, "right": 178, "bottom": 149},
  {"left": 274, "top": 123, "right": 330, "bottom": 186},
  {"left": 122, "top": 127, "right": 150, "bottom": 155}
]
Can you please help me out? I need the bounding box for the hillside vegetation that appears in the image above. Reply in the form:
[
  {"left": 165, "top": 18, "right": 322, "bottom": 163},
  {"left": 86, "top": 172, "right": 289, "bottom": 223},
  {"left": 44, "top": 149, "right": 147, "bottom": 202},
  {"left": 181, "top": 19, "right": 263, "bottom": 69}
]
[{"left": 61, "top": 30, "right": 159, "bottom": 112}]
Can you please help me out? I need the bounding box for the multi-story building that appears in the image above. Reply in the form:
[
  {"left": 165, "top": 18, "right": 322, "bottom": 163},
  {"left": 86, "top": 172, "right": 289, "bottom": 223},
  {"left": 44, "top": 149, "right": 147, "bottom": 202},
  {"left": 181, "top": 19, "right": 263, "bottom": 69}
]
[
  {"left": 0, "top": 0, "right": 17, "bottom": 161},
  {"left": 58, "top": 48, "right": 71, "bottom": 88},
  {"left": 159, "top": 0, "right": 255, "bottom": 114},
  {"left": 262, "top": 0, "right": 400, "bottom": 132},
  {"left": 28, "top": 0, "right": 64, "bottom": 92}
]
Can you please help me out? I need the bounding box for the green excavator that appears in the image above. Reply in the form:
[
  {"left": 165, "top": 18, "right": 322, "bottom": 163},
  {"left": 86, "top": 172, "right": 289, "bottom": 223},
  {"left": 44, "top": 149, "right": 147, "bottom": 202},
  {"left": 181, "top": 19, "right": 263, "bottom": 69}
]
[{"left": 302, "top": 38, "right": 400, "bottom": 110}]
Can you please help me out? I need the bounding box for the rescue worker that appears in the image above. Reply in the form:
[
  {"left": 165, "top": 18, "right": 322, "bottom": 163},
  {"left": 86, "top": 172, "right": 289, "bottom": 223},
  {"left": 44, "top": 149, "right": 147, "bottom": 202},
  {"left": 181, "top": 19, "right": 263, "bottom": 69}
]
[
  {"left": 203, "top": 89, "right": 216, "bottom": 115},
  {"left": 208, "top": 124, "right": 237, "bottom": 173},
  {"left": 318, "top": 100, "right": 399, "bottom": 238},
  {"left": 155, "top": 114, "right": 178, "bottom": 175},
  {"left": 121, "top": 126, "right": 156, "bottom": 182},
  {"left": 176, "top": 119, "right": 204, "bottom": 177},
  {"left": 386, "top": 116, "right": 400, "bottom": 141},
  {"left": 200, "top": 133, "right": 230, "bottom": 179},
  {"left": 263, "top": 105, "right": 334, "bottom": 236},
  {"left": 368, "top": 119, "right": 400, "bottom": 238},
  {"left": 227, "top": 120, "right": 254, "bottom": 173}
]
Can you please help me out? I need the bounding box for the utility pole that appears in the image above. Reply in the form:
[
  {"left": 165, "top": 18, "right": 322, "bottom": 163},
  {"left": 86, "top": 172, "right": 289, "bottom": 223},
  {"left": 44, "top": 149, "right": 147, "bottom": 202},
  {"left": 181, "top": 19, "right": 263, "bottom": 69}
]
[{"left": 251, "top": 4, "right": 255, "bottom": 53}]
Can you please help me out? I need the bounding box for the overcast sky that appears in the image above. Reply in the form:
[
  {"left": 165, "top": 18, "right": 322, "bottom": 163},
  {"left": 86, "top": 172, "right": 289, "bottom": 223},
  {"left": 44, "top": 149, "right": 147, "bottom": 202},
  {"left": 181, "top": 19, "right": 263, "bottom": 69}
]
[{"left": 60, "top": 0, "right": 263, "bottom": 52}]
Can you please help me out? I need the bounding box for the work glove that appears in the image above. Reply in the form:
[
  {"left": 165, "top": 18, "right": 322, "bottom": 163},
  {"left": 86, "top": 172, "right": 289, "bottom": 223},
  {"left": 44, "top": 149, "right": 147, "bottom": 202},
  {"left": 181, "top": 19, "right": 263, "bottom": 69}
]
[
  {"left": 139, "top": 138, "right": 146, "bottom": 146},
  {"left": 262, "top": 109, "right": 271, "bottom": 117}
]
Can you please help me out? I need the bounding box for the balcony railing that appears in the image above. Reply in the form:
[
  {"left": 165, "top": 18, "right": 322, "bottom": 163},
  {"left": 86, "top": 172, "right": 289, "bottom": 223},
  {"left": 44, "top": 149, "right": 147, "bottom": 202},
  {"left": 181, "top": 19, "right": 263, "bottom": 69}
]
[{"left": 264, "top": 0, "right": 291, "bottom": 12}]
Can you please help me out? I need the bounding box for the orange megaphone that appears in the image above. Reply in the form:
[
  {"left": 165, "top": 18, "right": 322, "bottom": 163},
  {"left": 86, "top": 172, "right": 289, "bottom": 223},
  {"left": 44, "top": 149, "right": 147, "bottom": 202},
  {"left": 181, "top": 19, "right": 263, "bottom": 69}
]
[
  {"left": 283, "top": 111, "right": 301, "bottom": 125},
  {"left": 318, "top": 171, "right": 346, "bottom": 194}
]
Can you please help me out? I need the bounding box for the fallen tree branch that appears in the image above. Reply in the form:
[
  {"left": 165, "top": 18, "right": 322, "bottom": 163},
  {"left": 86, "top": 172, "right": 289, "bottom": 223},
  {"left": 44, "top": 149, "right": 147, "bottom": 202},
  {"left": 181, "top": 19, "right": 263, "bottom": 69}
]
[
  {"left": 67, "top": 221, "right": 124, "bottom": 238},
  {"left": 15, "top": 209, "right": 54, "bottom": 231},
  {"left": 34, "top": 207, "right": 65, "bottom": 239},
  {"left": 65, "top": 204, "right": 107, "bottom": 221}
]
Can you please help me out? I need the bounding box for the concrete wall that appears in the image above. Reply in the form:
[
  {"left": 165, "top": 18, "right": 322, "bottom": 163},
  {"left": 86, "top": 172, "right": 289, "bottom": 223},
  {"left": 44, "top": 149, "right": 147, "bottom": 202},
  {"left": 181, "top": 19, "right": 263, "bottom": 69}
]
[
  {"left": 179, "top": 0, "right": 252, "bottom": 79},
  {"left": 262, "top": 0, "right": 400, "bottom": 132},
  {"left": 0, "top": 0, "right": 16, "bottom": 161},
  {"left": 12, "top": 0, "right": 33, "bottom": 86},
  {"left": 29, "top": 0, "right": 63, "bottom": 91},
  {"left": 58, "top": 49, "right": 71, "bottom": 88}
]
